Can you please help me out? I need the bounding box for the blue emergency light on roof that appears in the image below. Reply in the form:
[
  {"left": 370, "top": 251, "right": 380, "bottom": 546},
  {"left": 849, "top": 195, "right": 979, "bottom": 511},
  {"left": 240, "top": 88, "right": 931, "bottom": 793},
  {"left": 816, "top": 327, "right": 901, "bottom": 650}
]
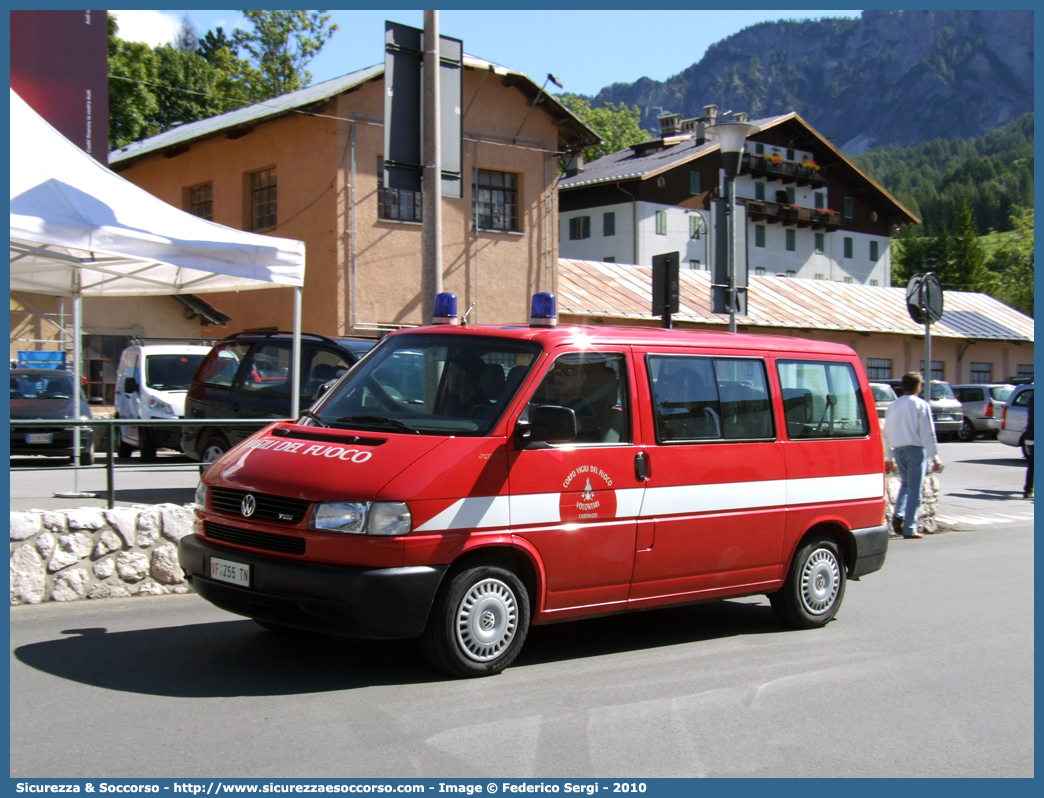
[
  {"left": 530, "top": 292, "right": 557, "bottom": 327},
  {"left": 432, "top": 292, "right": 459, "bottom": 325}
]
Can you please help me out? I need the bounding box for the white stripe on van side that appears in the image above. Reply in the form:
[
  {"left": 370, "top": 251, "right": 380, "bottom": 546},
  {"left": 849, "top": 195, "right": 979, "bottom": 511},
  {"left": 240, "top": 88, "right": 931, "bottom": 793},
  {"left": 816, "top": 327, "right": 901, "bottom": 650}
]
[
  {"left": 786, "top": 473, "right": 884, "bottom": 506},
  {"left": 415, "top": 495, "right": 511, "bottom": 533},
  {"left": 508, "top": 492, "right": 561, "bottom": 527},
  {"left": 640, "top": 480, "right": 788, "bottom": 517},
  {"left": 413, "top": 473, "right": 884, "bottom": 532}
]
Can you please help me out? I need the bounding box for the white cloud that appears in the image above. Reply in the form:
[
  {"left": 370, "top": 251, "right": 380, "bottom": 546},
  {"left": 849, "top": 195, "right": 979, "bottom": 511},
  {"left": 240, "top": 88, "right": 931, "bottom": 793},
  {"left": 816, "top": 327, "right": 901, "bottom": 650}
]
[{"left": 111, "top": 10, "right": 182, "bottom": 47}]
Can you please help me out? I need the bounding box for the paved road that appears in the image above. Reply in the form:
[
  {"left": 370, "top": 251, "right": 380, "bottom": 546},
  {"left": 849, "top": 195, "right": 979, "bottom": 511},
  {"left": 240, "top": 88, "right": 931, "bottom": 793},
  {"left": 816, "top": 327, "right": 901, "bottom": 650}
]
[{"left": 10, "top": 519, "right": 1033, "bottom": 778}]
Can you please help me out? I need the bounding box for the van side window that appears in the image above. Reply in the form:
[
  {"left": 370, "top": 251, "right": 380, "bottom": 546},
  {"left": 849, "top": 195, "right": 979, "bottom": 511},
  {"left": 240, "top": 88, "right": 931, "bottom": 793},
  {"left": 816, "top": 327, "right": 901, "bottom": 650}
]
[
  {"left": 777, "top": 360, "right": 869, "bottom": 439},
  {"left": 648, "top": 355, "right": 774, "bottom": 442},
  {"left": 240, "top": 344, "right": 292, "bottom": 397},
  {"left": 530, "top": 353, "right": 630, "bottom": 444},
  {"left": 196, "top": 342, "right": 251, "bottom": 387}
]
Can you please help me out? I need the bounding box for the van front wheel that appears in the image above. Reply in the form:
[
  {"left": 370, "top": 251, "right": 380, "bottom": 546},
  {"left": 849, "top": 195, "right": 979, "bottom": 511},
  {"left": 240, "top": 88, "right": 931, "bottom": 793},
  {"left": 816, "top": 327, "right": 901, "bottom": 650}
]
[
  {"left": 770, "top": 534, "right": 846, "bottom": 629},
  {"left": 421, "top": 565, "right": 530, "bottom": 678}
]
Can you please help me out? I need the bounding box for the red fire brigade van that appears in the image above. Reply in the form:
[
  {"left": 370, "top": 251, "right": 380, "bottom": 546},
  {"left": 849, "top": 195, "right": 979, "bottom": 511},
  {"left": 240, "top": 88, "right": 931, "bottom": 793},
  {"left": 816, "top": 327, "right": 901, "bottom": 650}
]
[{"left": 180, "top": 293, "right": 888, "bottom": 677}]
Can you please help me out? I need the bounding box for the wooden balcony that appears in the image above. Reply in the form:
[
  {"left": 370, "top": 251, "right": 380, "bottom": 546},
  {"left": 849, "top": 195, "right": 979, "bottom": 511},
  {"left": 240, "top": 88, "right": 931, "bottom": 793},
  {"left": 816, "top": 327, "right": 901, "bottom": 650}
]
[
  {"left": 745, "top": 199, "right": 841, "bottom": 230},
  {"left": 742, "top": 154, "right": 827, "bottom": 187}
]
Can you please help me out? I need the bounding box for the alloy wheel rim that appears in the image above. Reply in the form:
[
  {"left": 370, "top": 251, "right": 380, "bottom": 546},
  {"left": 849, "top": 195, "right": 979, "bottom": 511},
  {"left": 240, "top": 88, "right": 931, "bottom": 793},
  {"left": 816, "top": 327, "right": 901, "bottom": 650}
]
[
  {"left": 455, "top": 577, "right": 518, "bottom": 662},
  {"left": 800, "top": 548, "right": 840, "bottom": 615}
]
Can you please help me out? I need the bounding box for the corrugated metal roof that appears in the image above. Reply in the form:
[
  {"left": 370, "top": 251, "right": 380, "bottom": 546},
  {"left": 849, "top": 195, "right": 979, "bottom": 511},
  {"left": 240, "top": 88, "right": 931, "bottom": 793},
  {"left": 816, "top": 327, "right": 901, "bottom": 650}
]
[
  {"left": 110, "top": 55, "right": 596, "bottom": 166},
  {"left": 558, "top": 259, "right": 1034, "bottom": 342}
]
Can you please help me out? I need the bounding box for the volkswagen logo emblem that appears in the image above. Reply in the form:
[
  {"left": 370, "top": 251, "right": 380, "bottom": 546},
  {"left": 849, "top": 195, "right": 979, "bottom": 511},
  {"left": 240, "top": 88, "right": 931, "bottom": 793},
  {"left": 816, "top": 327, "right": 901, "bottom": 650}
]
[{"left": 241, "top": 494, "right": 257, "bottom": 518}]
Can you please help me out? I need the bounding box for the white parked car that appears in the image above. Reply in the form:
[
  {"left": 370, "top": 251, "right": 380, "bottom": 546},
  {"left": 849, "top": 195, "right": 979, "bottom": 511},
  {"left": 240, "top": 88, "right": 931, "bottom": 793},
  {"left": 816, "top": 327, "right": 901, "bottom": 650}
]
[
  {"left": 999, "top": 383, "right": 1034, "bottom": 458},
  {"left": 115, "top": 344, "right": 211, "bottom": 459}
]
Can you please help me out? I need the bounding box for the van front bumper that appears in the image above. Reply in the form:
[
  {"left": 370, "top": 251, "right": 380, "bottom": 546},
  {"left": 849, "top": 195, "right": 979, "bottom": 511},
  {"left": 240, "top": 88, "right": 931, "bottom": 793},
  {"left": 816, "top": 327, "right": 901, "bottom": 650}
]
[
  {"left": 178, "top": 534, "right": 447, "bottom": 639},
  {"left": 850, "top": 523, "right": 888, "bottom": 578}
]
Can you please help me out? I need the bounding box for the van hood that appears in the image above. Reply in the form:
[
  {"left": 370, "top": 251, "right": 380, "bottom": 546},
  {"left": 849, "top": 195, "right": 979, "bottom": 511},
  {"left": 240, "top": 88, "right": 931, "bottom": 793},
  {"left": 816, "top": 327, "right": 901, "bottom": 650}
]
[{"left": 207, "top": 423, "right": 447, "bottom": 502}]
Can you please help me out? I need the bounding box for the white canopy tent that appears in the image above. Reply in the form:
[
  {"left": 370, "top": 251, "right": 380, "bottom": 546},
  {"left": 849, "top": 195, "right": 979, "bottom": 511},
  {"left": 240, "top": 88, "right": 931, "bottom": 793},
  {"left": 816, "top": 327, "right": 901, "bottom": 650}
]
[{"left": 9, "top": 88, "right": 309, "bottom": 444}]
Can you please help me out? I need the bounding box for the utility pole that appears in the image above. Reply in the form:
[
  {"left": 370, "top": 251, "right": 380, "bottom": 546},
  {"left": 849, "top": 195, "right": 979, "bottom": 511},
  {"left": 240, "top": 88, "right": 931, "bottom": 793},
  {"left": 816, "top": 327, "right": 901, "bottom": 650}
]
[{"left": 421, "top": 10, "right": 442, "bottom": 324}]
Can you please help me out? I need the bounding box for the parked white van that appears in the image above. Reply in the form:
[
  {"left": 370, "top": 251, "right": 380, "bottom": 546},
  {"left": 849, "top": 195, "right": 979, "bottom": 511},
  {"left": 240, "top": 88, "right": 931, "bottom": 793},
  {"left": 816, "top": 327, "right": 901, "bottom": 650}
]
[{"left": 115, "top": 344, "right": 211, "bottom": 459}]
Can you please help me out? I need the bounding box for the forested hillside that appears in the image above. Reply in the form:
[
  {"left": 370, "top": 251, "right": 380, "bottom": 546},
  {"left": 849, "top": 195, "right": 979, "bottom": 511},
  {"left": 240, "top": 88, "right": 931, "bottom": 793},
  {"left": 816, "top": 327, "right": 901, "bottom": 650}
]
[{"left": 852, "top": 114, "right": 1033, "bottom": 236}]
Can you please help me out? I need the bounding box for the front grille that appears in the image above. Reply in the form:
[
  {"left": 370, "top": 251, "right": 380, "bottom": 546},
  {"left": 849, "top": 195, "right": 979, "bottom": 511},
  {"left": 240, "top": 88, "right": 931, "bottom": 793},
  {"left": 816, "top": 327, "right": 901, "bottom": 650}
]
[
  {"left": 205, "top": 521, "right": 306, "bottom": 555},
  {"left": 209, "top": 487, "right": 311, "bottom": 524}
]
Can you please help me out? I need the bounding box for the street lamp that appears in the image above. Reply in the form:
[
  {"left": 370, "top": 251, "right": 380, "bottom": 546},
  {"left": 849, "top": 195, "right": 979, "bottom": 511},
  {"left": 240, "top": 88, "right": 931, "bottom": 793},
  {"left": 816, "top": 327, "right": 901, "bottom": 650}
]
[{"left": 709, "top": 116, "right": 759, "bottom": 332}]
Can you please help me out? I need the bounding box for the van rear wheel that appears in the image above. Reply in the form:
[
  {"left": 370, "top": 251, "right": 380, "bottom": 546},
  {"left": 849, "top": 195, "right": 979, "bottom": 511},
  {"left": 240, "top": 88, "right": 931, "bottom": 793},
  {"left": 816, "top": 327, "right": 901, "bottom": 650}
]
[
  {"left": 420, "top": 565, "right": 530, "bottom": 678},
  {"left": 770, "top": 533, "right": 846, "bottom": 629}
]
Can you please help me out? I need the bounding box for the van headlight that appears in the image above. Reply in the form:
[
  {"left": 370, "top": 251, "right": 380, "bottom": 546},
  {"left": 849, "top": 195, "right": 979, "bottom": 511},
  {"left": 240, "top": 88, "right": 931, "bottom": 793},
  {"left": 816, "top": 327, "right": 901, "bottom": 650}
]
[
  {"left": 148, "top": 395, "right": 175, "bottom": 416},
  {"left": 310, "top": 501, "right": 411, "bottom": 536},
  {"left": 195, "top": 481, "right": 207, "bottom": 509}
]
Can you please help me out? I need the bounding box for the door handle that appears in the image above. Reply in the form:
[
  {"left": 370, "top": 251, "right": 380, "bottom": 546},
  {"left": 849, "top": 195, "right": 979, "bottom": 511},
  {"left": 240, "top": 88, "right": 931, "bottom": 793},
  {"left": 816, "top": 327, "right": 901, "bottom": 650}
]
[{"left": 635, "top": 451, "right": 649, "bottom": 481}]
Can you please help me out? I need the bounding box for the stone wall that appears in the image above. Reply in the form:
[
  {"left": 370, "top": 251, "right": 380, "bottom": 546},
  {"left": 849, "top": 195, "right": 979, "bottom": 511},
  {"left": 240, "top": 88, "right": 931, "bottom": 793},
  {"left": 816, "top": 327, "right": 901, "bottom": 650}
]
[
  {"left": 10, "top": 504, "right": 196, "bottom": 605},
  {"left": 885, "top": 472, "right": 940, "bottom": 533}
]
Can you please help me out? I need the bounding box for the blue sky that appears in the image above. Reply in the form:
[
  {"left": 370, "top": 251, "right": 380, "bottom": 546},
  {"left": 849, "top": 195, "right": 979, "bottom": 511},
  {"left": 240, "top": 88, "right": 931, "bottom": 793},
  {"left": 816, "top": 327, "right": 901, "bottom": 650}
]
[{"left": 113, "top": 9, "right": 863, "bottom": 98}]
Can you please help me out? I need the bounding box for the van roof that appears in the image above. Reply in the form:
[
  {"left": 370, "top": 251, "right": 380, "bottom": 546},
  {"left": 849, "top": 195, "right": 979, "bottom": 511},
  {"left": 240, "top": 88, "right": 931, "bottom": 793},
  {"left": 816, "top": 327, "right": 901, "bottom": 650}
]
[
  {"left": 124, "top": 345, "right": 213, "bottom": 356},
  {"left": 390, "top": 323, "right": 857, "bottom": 356}
]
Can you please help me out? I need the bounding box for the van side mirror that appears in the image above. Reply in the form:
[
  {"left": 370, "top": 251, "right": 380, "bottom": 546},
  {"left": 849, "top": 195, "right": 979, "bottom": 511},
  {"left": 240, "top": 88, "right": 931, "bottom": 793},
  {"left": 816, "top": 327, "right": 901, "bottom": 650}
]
[
  {"left": 515, "top": 405, "right": 578, "bottom": 448},
  {"left": 123, "top": 377, "right": 138, "bottom": 393}
]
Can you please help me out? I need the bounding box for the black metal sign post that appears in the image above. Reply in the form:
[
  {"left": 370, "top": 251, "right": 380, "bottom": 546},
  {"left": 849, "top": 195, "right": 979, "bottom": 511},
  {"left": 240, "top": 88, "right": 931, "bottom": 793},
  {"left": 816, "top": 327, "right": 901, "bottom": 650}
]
[
  {"left": 906, "top": 272, "right": 944, "bottom": 381},
  {"left": 651, "top": 252, "right": 680, "bottom": 329}
]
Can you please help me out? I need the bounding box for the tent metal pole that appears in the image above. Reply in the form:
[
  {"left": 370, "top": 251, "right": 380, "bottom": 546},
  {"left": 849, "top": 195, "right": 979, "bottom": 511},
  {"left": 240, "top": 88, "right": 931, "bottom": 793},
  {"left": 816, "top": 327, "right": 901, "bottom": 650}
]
[
  {"left": 72, "top": 291, "right": 81, "bottom": 492},
  {"left": 291, "top": 286, "right": 302, "bottom": 420}
]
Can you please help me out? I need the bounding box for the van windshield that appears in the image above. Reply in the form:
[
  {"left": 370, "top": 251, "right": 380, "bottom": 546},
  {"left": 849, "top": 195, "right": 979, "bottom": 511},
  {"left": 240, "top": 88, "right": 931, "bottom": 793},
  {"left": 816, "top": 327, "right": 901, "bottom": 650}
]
[
  {"left": 146, "top": 354, "right": 206, "bottom": 390},
  {"left": 312, "top": 334, "right": 541, "bottom": 436}
]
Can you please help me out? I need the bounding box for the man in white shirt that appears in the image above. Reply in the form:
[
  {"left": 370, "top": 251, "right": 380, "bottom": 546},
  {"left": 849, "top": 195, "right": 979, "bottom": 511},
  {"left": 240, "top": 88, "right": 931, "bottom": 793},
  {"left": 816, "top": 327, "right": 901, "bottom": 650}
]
[{"left": 882, "top": 372, "right": 942, "bottom": 538}]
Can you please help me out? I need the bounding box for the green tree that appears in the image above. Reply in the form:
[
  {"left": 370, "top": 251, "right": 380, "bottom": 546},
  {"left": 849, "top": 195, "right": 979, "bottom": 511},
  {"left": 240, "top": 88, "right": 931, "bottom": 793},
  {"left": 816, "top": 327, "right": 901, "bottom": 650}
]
[
  {"left": 108, "top": 13, "right": 161, "bottom": 149},
  {"left": 108, "top": 13, "right": 261, "bottom": 150},
  {"left": 988, "top": 209, "right": 1034, "bottom": 316},
  {"left": 233, "top": 10, "right": 338, "bottom": 99},
  {"left": 556, "top": 93, "right": 648, "bottom": 168}
]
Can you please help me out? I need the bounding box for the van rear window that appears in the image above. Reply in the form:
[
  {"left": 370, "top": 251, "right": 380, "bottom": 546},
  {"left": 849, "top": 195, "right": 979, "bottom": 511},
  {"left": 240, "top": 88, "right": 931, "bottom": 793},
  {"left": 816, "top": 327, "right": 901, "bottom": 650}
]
[
  {"left": 777, "top": 360, "right": 869, "bottom": 439},
  {"left": 648, "top": 355, "right": 774, "bottom": 442}
]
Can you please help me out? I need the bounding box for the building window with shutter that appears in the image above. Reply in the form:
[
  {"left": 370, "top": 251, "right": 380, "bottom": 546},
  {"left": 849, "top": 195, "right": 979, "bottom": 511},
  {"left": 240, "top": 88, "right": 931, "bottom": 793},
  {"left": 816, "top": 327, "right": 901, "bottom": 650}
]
[
  {"left": 844, "top": 197, "right": 854, "bottom": 219},
  {"left": 656, "top": 210, "right": 667, "bottom": 235},
  {"left": 814, "top": 273, "right": 825, "bottom": 280},
  {"left": 569, "top": 216, "right": 591, "bottom": 240},
  {"left": 920, "top": 360, "right": 944, "bottom": 381},
  {"left": 250, "top": 169, "right": 277, "bottom": 231},
  {"left": 755, "top": 225, "right": 766, "bottom": 248},
  {"left": 690, "top": 215, "right": 703, "bottom": 239},
  {"left": 474, "top": 169, "right": 519, "bottom": 231},
  {"left": 844, "top": 237, "right": 853, "bottom": 258},
  {"left": 689, "top": 171, "right": 700, "bottom": 195},
  {"left": 187, "top": 183, "right": 213, "bottom": 220},
  {"left": 815, "top": 233, "right": 825, "bottom": 254},
  {"left": 755, "top": 266, "right": 765, "bottom": 276},
  {"left": 689, "top": 259, "right": 701, "bottom": 270},
  {"left": 786, "top": 270, "right": 796, "bottom": 278},
  {"left": 786, "top": 187, "right": 796, "bottom": 205},
  {"left": 843, "top": 276, "right": 853, "bottom": 283},
  {"left": 870, "top": 240, "right": 880, "bottom": 261},
  {"left": 603, "top": 212, "right": 615, "bottom": 237},
  {"left": 970, "top": 363, "right": 993, "bottom": 383},
  {"left": 866, "top": 358, "right": 892, "bottom": 380},
  {"left": 870, "top": 279, "right": 879, "bottom": 286},
  {"left": 786, "top": 229, "right": 796, "bottom": 251},
  {"left": 786, "top": 148, "right": 795, "bottom": 161},
  {"left": 755, "top": 182, "right": 765, "bottom": 201},
  {"left": 377, "top": 158, "right": 422, "bottom": 222},
  {"left": 814, "top": 192, "right": 825, "bottom": 209},
  {"left": 604, "top": 256, "right": 615, "bottom": 263}
]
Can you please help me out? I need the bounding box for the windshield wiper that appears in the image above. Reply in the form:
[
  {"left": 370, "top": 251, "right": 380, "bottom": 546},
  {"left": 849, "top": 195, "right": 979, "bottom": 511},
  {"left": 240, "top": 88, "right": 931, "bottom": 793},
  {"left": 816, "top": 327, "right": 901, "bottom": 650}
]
[
  {"left": 298, "top": 409, "right": 329, "bottom": 428},
  {"left": 335, "top": 415, "right": 418, "bottom": 433}
]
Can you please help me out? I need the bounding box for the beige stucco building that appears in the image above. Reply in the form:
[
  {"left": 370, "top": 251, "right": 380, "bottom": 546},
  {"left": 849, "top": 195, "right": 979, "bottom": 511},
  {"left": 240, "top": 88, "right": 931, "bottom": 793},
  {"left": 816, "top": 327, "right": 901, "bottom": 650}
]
[{"left": 107, "top": 57, "right": 596, "bottom": 336}]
